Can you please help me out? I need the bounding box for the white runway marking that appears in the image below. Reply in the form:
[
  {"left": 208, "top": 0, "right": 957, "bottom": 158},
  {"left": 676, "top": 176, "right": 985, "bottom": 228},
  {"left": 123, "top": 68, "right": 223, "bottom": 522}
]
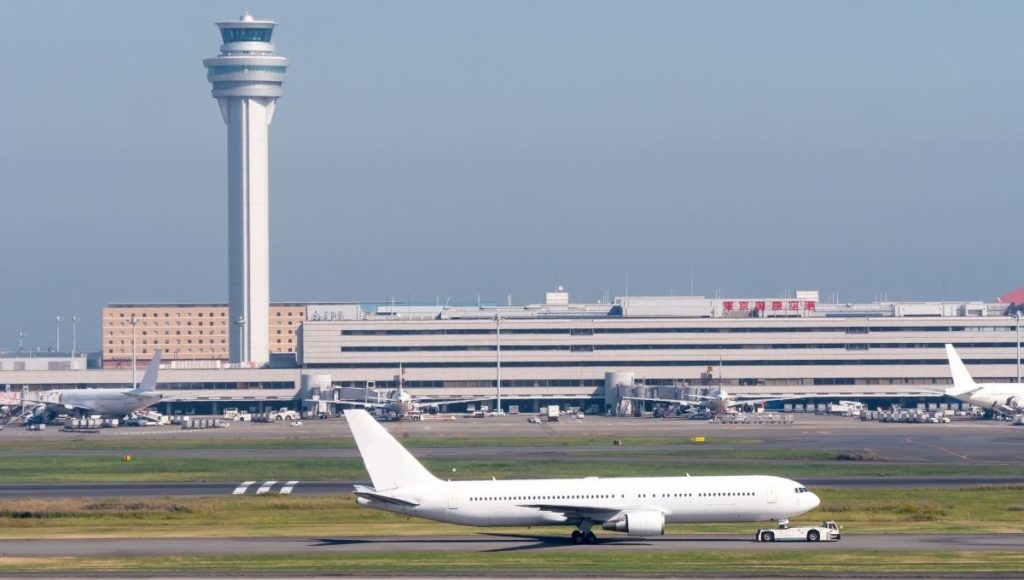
[
  {"left": 279, "top": 480, "right": 299, "bottom": 494},
  {"left": 232, "top": 481, "right": 256, "bottom": 495},
  {"left": 255, "top": 480, "right": 278, "bottom": 495}
]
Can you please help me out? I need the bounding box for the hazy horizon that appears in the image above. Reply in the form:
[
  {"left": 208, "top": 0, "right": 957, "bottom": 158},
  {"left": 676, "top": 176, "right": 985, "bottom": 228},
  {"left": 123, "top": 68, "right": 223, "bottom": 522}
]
[{"left": 2, "top": 1, "right": 1022, "bottom": 351}]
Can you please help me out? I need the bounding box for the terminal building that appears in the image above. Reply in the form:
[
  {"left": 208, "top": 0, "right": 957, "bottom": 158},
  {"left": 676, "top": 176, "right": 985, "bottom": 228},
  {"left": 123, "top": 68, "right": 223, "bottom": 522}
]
[
  {"left": 2, "top": 289, "right": 1022, "bottom": 415},
  {"left": 101, "top": 303, "right": 305, "bottom": 368}
]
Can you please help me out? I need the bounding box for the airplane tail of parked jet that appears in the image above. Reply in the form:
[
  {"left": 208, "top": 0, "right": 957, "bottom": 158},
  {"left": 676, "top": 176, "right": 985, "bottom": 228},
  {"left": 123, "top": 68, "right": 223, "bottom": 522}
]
[
  {"left": 944, "top": 344, "right": 981, "bottom": 396},
  {"left": 346, "top": 407, "right": 439, "bottom": 491},
  {"left": 132, "top": 351, "right": 162, "bottom": 393}
]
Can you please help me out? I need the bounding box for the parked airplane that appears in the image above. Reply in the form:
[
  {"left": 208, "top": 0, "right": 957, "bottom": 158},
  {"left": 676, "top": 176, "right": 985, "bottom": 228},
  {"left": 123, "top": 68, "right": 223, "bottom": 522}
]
[
  {"left": 337, "top": 386, "right": 495, "bottom": 419},
  {"left": 344, "top": 409, "right": 821, "bottom": 544},
  {"left": 335, "top": 370, "right": 495, "bottom": 419},
  {"left": 625, "top": 388, "right": 805, "bottom": 415},
  {"left": 945, "top": 344, "right": 1024, "bottom": 415},
  {"left": 20, "top": 352, "right": 164, "bottom": 419}
]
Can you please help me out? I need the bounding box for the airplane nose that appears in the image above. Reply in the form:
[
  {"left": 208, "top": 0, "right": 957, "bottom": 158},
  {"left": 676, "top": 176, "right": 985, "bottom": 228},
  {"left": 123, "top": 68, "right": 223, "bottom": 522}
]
[{"left": 809, "top": 492, "right": 821, "bottom": 509}]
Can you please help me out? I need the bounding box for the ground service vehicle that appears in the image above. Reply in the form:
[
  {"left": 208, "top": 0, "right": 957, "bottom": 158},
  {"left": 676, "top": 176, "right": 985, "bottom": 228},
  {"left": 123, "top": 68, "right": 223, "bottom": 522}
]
[
  {"left": 259, "top": 408, "right": 300, "bottom": 421},
  {"left": 756, "top": 520, "right": 841, "bottom": 542}
]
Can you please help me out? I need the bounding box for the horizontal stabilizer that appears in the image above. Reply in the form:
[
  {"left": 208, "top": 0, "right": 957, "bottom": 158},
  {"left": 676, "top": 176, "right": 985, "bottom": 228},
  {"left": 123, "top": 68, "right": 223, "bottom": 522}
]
[{"left": 353, "top": 485, "right": 419, "bottom": 507}]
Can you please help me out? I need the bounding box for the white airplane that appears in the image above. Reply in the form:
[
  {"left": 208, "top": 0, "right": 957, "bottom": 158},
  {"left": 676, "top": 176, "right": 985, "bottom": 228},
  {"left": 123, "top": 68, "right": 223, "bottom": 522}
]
[
  {"left": 338, "top": 389, "right": 494, "bottom": 419},
  {"left": 344, "top": 409, "right": 821, "bottom": 544},
  {"left": 335, "top": 372, "right": 495, "bottom": 419},
  {"left": 20, "top": 352, "right": 164, "bottom": 419},
  {"left": 625, "top": 388, "right": 805, "bottom": 415},
  {"left": 945, "top": 344, "right": 1024, "bottom": 416}
]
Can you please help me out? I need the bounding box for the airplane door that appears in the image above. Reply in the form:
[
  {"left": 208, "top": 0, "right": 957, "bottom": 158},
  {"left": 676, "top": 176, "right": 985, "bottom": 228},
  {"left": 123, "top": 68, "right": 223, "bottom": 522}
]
[
  {"left": 767, "top": 487, "right": 777, "bottom": 504},
  {"left": 447, "top": 490, "right": 458, "bottom": 510}
]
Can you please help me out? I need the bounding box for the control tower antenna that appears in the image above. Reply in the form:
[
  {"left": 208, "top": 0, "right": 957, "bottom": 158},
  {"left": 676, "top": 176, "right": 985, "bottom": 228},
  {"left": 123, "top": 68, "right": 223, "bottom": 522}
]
[{"left": 203, "top": 13, "right": 288, "bottom": 365}]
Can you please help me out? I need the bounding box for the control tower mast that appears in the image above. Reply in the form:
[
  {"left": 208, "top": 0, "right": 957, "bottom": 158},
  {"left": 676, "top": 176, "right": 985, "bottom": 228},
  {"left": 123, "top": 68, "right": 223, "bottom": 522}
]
[{"left": 203, "top": 12, "right": 288, "bottom": 365}]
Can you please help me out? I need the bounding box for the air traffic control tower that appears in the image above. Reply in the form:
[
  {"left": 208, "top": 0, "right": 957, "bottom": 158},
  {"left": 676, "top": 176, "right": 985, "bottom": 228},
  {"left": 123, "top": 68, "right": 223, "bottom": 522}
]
[{"left": 203, "top": 12, "right": 288, "bottom": 365}]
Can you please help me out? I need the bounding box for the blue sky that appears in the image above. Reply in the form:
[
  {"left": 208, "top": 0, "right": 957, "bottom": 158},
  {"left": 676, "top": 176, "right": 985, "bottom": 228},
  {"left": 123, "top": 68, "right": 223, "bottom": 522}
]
[{"left": 2, "top": 1, "right": 1022, "bottom": 350}]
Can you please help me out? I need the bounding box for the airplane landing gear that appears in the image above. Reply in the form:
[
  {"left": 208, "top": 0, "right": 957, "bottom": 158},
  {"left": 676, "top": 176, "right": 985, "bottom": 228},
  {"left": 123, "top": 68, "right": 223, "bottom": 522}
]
[{"left": 571, "top": 521, "right": 598, "bottom": 544}]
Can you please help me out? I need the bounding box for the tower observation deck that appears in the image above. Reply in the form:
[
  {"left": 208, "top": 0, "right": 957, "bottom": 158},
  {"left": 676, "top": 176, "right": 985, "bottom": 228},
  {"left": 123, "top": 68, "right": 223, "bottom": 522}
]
[{"left": 203, "top": 12, "right": 289, "bottom": 365}]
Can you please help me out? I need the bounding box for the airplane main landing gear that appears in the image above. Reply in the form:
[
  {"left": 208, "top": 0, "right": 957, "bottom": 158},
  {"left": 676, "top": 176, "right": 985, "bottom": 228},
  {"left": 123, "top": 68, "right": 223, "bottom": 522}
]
[{"left": 571, "top": 522, "right": 599, "bottom": 544}]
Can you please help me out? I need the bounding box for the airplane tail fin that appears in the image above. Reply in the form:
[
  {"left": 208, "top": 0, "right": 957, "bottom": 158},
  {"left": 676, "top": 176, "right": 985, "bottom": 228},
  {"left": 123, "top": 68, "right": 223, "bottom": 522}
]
[
  {"left": 134, "top": 351, "right": 162, "bottom": 393},
  {"left": 344, "top": 409, "right": 439, "bottom": 491},
  {"left": 944, "top": 344, "right": 977, "bottom": 396}
]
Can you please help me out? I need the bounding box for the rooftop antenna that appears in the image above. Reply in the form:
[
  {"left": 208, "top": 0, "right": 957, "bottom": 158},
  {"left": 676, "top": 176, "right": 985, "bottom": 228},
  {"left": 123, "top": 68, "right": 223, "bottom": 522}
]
[{"left": 690, "top": 269, "right": 694, "bottom": 296}]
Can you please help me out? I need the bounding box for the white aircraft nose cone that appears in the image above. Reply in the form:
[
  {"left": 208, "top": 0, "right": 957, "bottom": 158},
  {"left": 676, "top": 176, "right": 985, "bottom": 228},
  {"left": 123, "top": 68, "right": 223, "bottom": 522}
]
[{"left": 809, "top": 492, "right": 821, "bottom": 509}]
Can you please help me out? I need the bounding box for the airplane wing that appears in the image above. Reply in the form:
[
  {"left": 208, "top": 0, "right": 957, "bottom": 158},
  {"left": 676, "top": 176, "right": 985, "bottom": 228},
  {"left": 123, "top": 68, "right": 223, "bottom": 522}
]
[
  {"left": 519, "top": 502, "right": 625, "bottom": 523},
  {"left": 724, "top": 395, "right": 808, "bottom": 408},
  {"left": 17, "top": 397, "right": 92, "bottom": 412},
  {"left": 621, "top": 396, "right": 701, "bottom": 406}
]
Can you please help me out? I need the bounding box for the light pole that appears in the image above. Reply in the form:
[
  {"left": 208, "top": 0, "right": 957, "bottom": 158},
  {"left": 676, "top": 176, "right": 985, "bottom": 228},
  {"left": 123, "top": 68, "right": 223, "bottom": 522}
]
[
  {"left": 1016, "top": 311, "right": 1021, "bottom": 384},
  {"left": 54, "top": 315, "right": 62, "bottom": 353},
  {"left": 71, "top": 315, "right": 78, "bottom": 358},
  {"left": 235, "top": 316, "right": 247, "bottom": 366},
  {"left": 129, "top": 314, "right": 138, "bottom": 388},
  {"left": 495, "top": 314, "right": 502, "bottom": 413}
]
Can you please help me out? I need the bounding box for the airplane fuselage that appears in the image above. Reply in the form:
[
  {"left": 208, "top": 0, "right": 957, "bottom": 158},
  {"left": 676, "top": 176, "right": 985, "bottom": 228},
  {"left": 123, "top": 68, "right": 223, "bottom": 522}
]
[
  {"left": 959, "top": 385, "right": 1024, "bottom": 413},
  {"left": 358, "top": 474, "right": 817, "bottom": 528},
  {"left": 57, "top": 389, "right": 161, "bottom": 417}
]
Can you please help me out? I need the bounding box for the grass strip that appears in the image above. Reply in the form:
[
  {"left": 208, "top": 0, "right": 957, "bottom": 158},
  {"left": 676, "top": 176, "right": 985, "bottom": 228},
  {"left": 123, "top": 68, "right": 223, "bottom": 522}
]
[
  {"left": 4, "top": 454, "right": 1024, "bottom": 483},
  {"left": 1, "top": 487, "right": 1021, "bottom": 539},
  {"left": 2, "top": 551, "right": 1023, "bottom": 575}
]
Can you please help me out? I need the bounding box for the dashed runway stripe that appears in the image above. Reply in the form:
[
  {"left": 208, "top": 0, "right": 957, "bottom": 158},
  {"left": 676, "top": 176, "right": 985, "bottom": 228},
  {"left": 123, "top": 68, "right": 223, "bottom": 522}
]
[
  {"left": 255, "top": 480, "right": 278, "bottom": 495},
  {"left": 233, "top": 481, "right": 256, "bottom": 495},
  {"left": 280, "top": 480, "right": 299, "bottom": 495}
]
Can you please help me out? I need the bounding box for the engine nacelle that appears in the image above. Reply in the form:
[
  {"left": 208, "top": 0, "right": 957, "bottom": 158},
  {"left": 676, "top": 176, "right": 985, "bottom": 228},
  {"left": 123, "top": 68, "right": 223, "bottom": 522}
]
[
  {"left": 1006, "top": 397, "right": 1023, "bottom": 411},
  {"left": 602, "top": 510, "right": 665, "bottom": 536}
]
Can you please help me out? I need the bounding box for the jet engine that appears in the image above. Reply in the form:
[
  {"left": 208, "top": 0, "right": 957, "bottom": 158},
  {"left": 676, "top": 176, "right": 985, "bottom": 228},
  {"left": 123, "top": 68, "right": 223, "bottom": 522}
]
[{"left": 602, "top": 510, "right": 665, "bottom": 536}]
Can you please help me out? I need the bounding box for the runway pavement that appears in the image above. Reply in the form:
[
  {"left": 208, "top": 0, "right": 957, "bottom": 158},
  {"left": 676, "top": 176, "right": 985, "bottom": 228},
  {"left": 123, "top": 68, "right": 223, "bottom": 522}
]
[{"left": 0, "top": 533, "right": 1021, "bottom": 556}]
